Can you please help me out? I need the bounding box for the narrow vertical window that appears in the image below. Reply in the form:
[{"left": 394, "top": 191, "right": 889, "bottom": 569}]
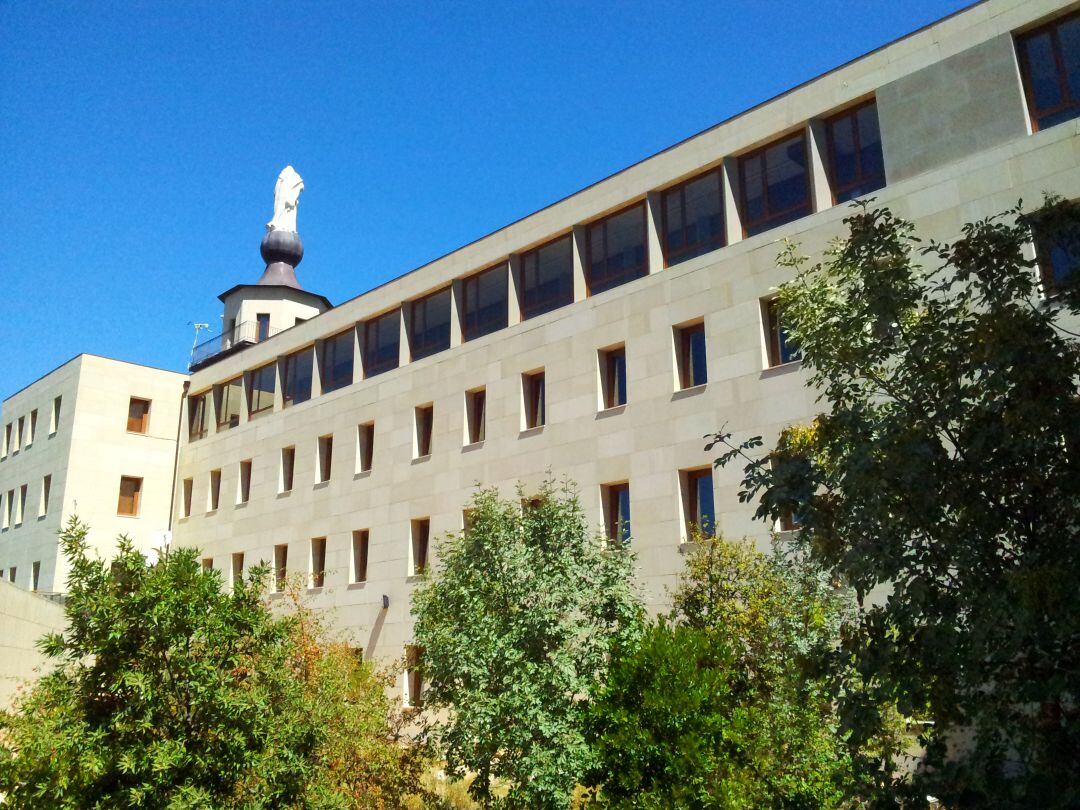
[
  {"left": 15, "top": 417, "right": 23, "bottom": 452},
  {"left": 28, "top": 410, "right": 37, "bottom": 445},
  {"left": 321, "top": 329, "right": 355, "bottom": 393},
  {"left": 1016, "top": 11, "right": 1080, "bottom": 131},
  {"left": 280, "top": 446, "right": 295, "bottom": 493},
  {"left": 675, "top": 322, "right": 707, "bottom": 389},
  {"left": 208, "top": 469, "right": 222, "bottom": 511},
  {"left": 414, "top": 405, "right": 434, "bottom": 458},
  {"left": 662, "top": 168, "right": 726, "bottom": 266},
  {"left": 238, "top": 460, "right": 252, "bottom": 504},
  {"left": 462, "top": 264, "right": 509, "bottom": 341},
  {"left": 1030, "top": 209, "right": 1080, "bottom": 293},
  {"left": 352, "top": 530, "right": 369, "bottom": 583},
  {"left": 586, "top": 203, "right": 648, "bottom": 295},
  {"left": 465, "top": 388, "right": 486, "bottom": 445},
  {"left": 599, "top": 345, "right": 627, "bottom": 409},
  {"left": 825, "top": 100, "right": 885, "bottom": 204},
  {"left": 31, "top": 561, "right": 40, "bottom": 592},
  {"left": 16, "top": 485, "right": 27, "bottom": 525},
  {"left": 356, "top": 422, "right": 374, "bottom": 473},
  {"left": 231, "top": 552, "right": 244, "bottom": 592},
  {"left": 405, "top": 645, "right": 424, "bottom": 708},
  {"left": 7, "top": 567, "right": 15, "bottom": 583},
  {"left": 216, "top": 377, "right": 243, "bottom": 430},
  {"left": 282, "top": 347, "right": 314, "bottom": 407},
  {"left": 256, "top": 313, "right": 271, "bottom": 341},
  {"left": 363, "top": 309, "right": 401, "bottom": 378},
  {"left": 409, "top": 288, "right": 453, "bottom": 361},
  {"left": 520, "top": 235, "right": 574, "bottom": 319},
  {"left": 50, "top": 396, "right": 62, "bottom": 435},
  {"left": 410, "top": 518, "right": 430, "bottom": 576},
  {"left": 738, "top": 131, "right": 812, "bottom": 236},
  {"left": 247, "top": 363, "right": 276, "bottom": 416},
  {"left": 40, "top": 474, "right": 51, "bottom": 517},
  {"left": 317, "top": 435, "right": 333, "bottom": 483},
  {"left": 127, "top": 397, "right": 151, "bottom": 433},
  {"left": 3, "top": 424, "right": 10, "bottom": 457},
  {"left": 603, "top": 482, "right": 632, "bottom": 544},
  {"left": 522, "top": 370, "right": 546, "bottom": 430},
  {"left": 117, "top": 476, "right": 142, "bottom": 516},
  {"left": 201, "top": 557, "right": 213, "bottom": 573},
  {"left": 683, "top": 468, "right": 716, "bottom": 539},
  {"left": 310, "top": 537, "right": 326, "bottom": 588},
  {"left": 274, "top": 544, "right": 288, "bottom": 592},
  {"left": 779, "top": 510, "right": 801, "bottom": 533},
  {"left": 182, "top": 478, "right": 193, "bottom": 517},
  {"left": 765, "top": 300, "right": 801, "bottom": 367},
  {"left": 188, "top": 393, "right": 208, "bottom": 440},
  {"left": 3, "top": 490, "right": 12, "bottom": 530}
]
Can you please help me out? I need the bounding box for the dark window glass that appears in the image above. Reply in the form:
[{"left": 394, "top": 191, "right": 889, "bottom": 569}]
[
  {"left": 466, "top": 389, "right": 486, "bottom": 444},
  {"left": 826, "top": 101, "right": 886, "bottom": 204},
  {"left": 523, "top": 371, "right": 546, "bottom": 429},
  {"left": 461, "top": 265, "right": 508, "bottom": 341},
  {"left": 677, "top": 323, "right": 707, "bottom": 389},
  {"left": 686, "top": 469, "right": 715, "bottom": 537},
  {"left": 352, "top": 530, "right": 369, "bottom": 583},
  {"left": 1018, "top": 13, "right": 1080, "bottom": 131},
  {"left": 1032, "top": 212, "right": 1080, "bottom": 292},
  {"left": 662, "top": 169, "right": 725, "bottom": 265},
  {"left": 256, "top": 313, "right": 271, "bottom": 341},
  {"left": 605, "top": 483, "right": 631, "bottom": 544},
  {"left": 282, "top": 347, "right": 313, "bottom": 407},
  {"left": 274, "top": 544, "right": 288, "bottom": 591},
  {"left": 738, "top": 132, "right": 812, "bottom": 236},
  {"left": 247, "top": 364, "right": 276, "bottom": 415},
  {"left": 415, "top": 405, "right": 434, "bottom": 457},
  {"left": 409, "top": 288, "right": 452, "bottom": 361},
  {"left": 766, "top": 300, "right": 801, "bottom": 367},
  {"left": 587, "top": 204, "right": 648, "bottom": 294},
  {"left": 321, "top": 330, "right": 354, "bottom": 393},
  {"left": 357, "top": 422, "right": 374, "bottom": 473},
  {"left": 363, "top": 309, "right": 400, "bottom": 378},
  {"left": 521, "top": 236, "right": 574, "bottom": 319},
  {"left": 602, "top": 346, "right": 627, "bottom": 409},
  {"left": 188, "top": 393, "right": 208, "bottom": 441},
  {"left": 216, "top": 377, "right": 243, "bottom": 429},
  {"left": 411, "top": 520, "right": 430, "bottom": 576}
]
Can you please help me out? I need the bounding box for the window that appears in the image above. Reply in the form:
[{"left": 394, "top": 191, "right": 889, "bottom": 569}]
[
  {"left": 256, "top": 313, "right": 271, "bottom": 341},
  {"left": 274, "top": 544, "right": 288, "bottom": 592},
  {"left": 27, "top": 410, "right": 37, "bottom": 446},
  {"left": 310, "top": 537, "right": 326, "bottom": 588},
  {"left": 600, "top": 345, "right": 627, "bottom": 409},
  {"left": 363, "top": 309, "right": 401, "bottom": 378},
  {"left": 216, "top": 377, "right": 243, "bottom": 430},
  {"left": 208, "top": 469, "right": 221, "bottom": 511},
  {"left": 352, "top": 530, "right": 369, "bottom": 583},
  {"left": 675, "top": 322, "right": 707, "bottom": 389},
  {"left": 586, "top": 203, "right": 648, "bottom": 295},
  {"left": 779, "top": 510, "right": 801, "bottom": 533},
  {"left": 465, "top": 388, "right": 486, "bottom": 445},
  {"left": 410, "top": 518, "right": 430, "bottom": 576},
  {"left": 405, "top": 645, "right": 424, "bottom": 708},
  {"left": 520, "top": 235, "right": 574, "bottom": 319},
  {"left": 182, "top": 478, "right": 193, "bottom": 517},
  {"left": 825, "top": 101, "right": 885, "bottom": 204},
  {"left": 461, "top": 265, "right": 509, "bottom": 341},
  {"left": 238, "top": 460, "right": 252, "bottom": 504},
  {"left": 50, "top": 396, "right": 61, "bottom": 435},
  {"left": 603, "top": 482, "right": 631, "bottom": 544},
  {"left": 231, "top": 552, "right": 244, "bottom": 591},
  {"left": 280, "top": 446, "right": 295, "bottom": 493},
  {"left": 188, "top": 393, "right": 208, "bottom": 440},
  {"left": 31, "top": 561, "right": 39, "bottom": 592},
  {"left": 16, "top": 485, "right": 27, "bottom": 526},
  {"left": 1031, "top": 210, "right": 1080, "bottom": 292},
  {"left": 317, "top": 435, "right": 333, "bottom": 483},
  {"left": 765, "top": 300, "right": 801, "bottom": 367},
  {"left": 683, "top": 468, "right": 716, "bottom": 538},
  {"left": 202, "top": 558, "right": 213, "bottom": 573},
  {"left": 409, "top": 287, "right": 452, "bottom": 361},
  {"left": 127, "top": 397, "right": 151, "bottom": 433},
  {"left": 247, "top": 363, "right": 276, "bottom": 416},
  {"left": 39, "top": 475, "right": 51, "bottom": 517},
  {"left": 462, "top": 508, "right": 476, "bottom": 532},
  {"left": 117, "top": 476, "right": 142, "bottom": 516},
  {"left": 7, "top": 567, "right": 14, "bottom": 583},
  {"left": 738, "top": 131, "right": 812, "bottom": 237},
  {"left": 3, "top": 490, "right": 12, "bottom": 530},
  {"left": 321, "top": 329, "right": 355, "bottom": 393},
  {"left": 282, "top": 347, "right": 313, "bottom": 407},
  {"left": 414, "top": 405, "right": 434, "bottom": 458},
  {"left": 522, "top": 370, "right": 546, "bottom": 430},
  {"left": 15, "top": 417, "right": 23, "bottom": 452},
  {"left": 662, "top": 168, "right": 725, "bottom": 265},
  {"left": 1017, "top": 11, "right": 1080, "bottom": 131},
  {"left": 356, "top": 422, "right": 374, "bottom": 474},
  {"left": 3, "top": 424, "right": 10, "bottom": 457}
]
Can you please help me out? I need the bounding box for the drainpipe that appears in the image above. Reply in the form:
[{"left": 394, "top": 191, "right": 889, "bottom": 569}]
[{"left": 168, "top": 380, "right": 189, "bottom": 534}]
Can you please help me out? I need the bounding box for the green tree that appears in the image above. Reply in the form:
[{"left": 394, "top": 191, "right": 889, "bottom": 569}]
[
  {"left": 0, "top": 516, "right": 424, "bottom": 809},
  {"left": 586, "top": 534, "right": 869, "bottom": 809},
  {"left": 410, "top": 481, "right": 644, "bottom": 808},
  {"left": 712, "top": 199, "right": 1080, "bottom": 806}
]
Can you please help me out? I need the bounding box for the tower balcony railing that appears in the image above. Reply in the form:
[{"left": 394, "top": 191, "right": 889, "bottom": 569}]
[{"left": 190, "top": 320, "right": 281, "bottom": 371}]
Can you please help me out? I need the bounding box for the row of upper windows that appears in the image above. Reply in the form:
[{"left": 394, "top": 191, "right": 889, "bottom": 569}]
[
  {"left": 2, "top": 561, "right": 42, "bottom": 593},
  {"left": 0, "top": 475, "right": 52, "bottom": 530},
  {"left": 1, "top": 396, "right": 61, "bottom": 460}
]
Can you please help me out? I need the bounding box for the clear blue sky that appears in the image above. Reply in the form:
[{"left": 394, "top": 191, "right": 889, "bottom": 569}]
[{"left": 1, "top": 0, "right": 969, "bottom": 395}]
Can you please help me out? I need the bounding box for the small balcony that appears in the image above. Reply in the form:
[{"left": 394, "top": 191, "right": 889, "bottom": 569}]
[{"left": 190, "top": 320, "right": 280, "bottom": 371}]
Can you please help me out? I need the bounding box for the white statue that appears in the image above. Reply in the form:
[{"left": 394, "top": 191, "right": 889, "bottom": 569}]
[{"left": 267, "top": 165, "right": 304, "bottom": 233}]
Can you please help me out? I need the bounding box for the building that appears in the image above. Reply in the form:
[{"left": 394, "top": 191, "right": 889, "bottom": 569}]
[{"left": 3, "top": 0, "right": 1079, "bottom": 707}]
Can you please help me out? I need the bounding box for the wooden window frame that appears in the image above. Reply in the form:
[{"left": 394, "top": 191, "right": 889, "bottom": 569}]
[
  {"left": 51, "top": 396, "right": 62, "bottom": 435},
  {"left": 676, "top": 322, "right": 707, "bottom": 389},
  {"left": 126, "top": 397, "right": 151, "bottom": 434},
  {"left": 585, "top": 202, "right": 649, "bottom": 295},
  {"left": 411, "top": 518, "right": 430, "bottom": 576},
  {"left": 310, "top": 537, "right": 327, "bottom": 588},
  {"left": 280, "top": 446, "right": 296, "bottom": 493},
  {"left": 461, "top": 264, "right": 509, "bottom": 341},
  {"left": 522, "top": 370, "right": 546, "bottom": 430},
  {"left": 28, "top": 409, "right": 37, "bottom": 445},
  {"left": 247, "top": 364, "right": 276, "bottom": 417},
  {"left": 465, "top": 388, "right": 486, "bottom": 445},
  {"left": 256, "top": 313, "right": 271, "bottom": 341},
  {"left": 1016, "top": 10, "right": 1080, "bottom": 132},
  {"left": 182, "top": 478, "right": 193, "bottom": 518},
  {"left": 409, "top": 287, "right": 453, "bottom": 361},
  {"left": 238, "top": 460, "right": 252, "bottom": 504},
  {"left": 188, "top": 392, "right": 209, "bottom": 441},
  {"left": 321, "top": 328, "right": 355, "bottom": 394},
  {"left": 274, "top": 544, "right": 288, "bottom": 592},
  {"left": 281, "top": 347, "right": 314, "bottom": 408},
  {"left": 661, "top": 168, "right": 726, "bottom": 266},
  {"left": 603, "top": 482, "right": 631, "bottom": 543},
  {"left": 352, "top": 530, "right": 369, "bottom": 583},
  {"left": 318, "top": 435, "right": 333, "bottom": 483},
  {"left": 414, "top": 405, "right": 434, "bottom": 458},
  {"left": 40, "top": 474, "right": 51, "bottom": 517},
  {"left": 685, "top": 468, "right": 716, "bottom": 538},
  {"left": 363, "top": 309, "right": 401, "bottom": 378},
  {"left": 520, "top": 235, "right": 574, "bottom": 320},
  {"left": 600, "top": 345, "right": 627, "bottom": 409},
  {"left": 231, "top": 552, "right": 244, "bottom": 591},
  {"left": 117, "top": 476, "right": 142, "bottom": 517},
  {"left": 765, "top": 299, "right": 801, "bottom": 367},
  {"left": 405, "top": 645, "right": 424, "bottom": 708},
  {"left": 208, "top": 469, "right": 221, "bottom": 512},
  {"left": 217, "top": 377, "right": 243, "bottom": 430},
  {"left": 356, "top": 422, "right": 374, "bottom": 473},
  {"left": 737, "top": 131, "right": 813, "bottom": 237},
  {"left": 824, "top": 99, "right": 886, "bottom": 204}
]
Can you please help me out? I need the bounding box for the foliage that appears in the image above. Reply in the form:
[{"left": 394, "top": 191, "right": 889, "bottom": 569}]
[
  {"left": 711, "top": 199, "right": 1080, "bottom": 807},
  {"left": 411, "top": 480, "right": 645, "bottom": 808},
  {"left": 0, "top": 516, "right": 424, "bottom": 809},
  {"left": 586, "top": 533, "right": 871, "bottom": 808}
]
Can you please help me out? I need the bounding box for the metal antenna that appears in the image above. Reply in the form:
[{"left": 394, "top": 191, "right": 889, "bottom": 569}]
[{"left": 188, "top": 322, "right": 211, "bottom": 367}]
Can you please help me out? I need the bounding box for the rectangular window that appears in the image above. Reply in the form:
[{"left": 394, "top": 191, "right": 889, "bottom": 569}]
[
  {"left": 318, "top": 435, "right": 333, "bottom": 483},
  {"left": 28, "top": 410, "right": 37, "bottom": 445},
  {"left": 231, "top": 552, "right": 244, "bottom": 591},
  {"left": 280, "top": 446, "right": 295, "bottom": 493},
  {"left": 7, "top": 567, "right": 14, "bottom": 583},
  {"left": 1017, "top": 11, "right": 1080, "bottom": 131},
  {"left": 3, "top": 424, "right": 10, "bottom": 457},
  {"left": 356, "top": 422, "right": 374, "bottom": 473},
  {"left": 414, "top": 405, "right": 434, "bottom": 458},
  {"left": 188, "top": 393, "right": 208, "bottom": 441},
  {"left": 216, "top": 377, "right": 243, "bottom": 430},
  {"left": 256, "top": 313, "right": 271, "bottom": 341},
  {"left": 600, "top": 345, "right": 627, "bottom": 409},
  {"left": 282, "top": 347, "right": 314, "bottom": 407},
  {"left": 683, "top": 468, "right": 716, "bottom": 538},
  {"left": 738, "top": 131, "right": 812, "bottom": 237},
  {"left": 522, "top": 370, "right": 546, "bottom": 430},
  {"left": 405, "top": 645, "right": 424, "bottom": 708},
  {"left": 521, "top": 235, "right": 574, "bottom": 319},
  {"left": 3, "top": 490, "right": 12, "bottom": 530},
  {"left": 310, "top": 537, "right": 326, "bottom": 588},
  {"left": 409, "top": 287, "right": 452, "bottom": 361},
  {"left": 662, "top": 168, "right": 725, "bottom": 266},
  {"left": 238, "top": 460, "right": 252, "bottom": 504},
  {"left": 202, "top": 557, "right": 213, "bottom": 573},
  {"left": 39, "top": 475, "right": 51, "bottom": 517},
  {"left": 127, "top": 397, "right": 151, "bottom": 433},
  {"left": 17, "top": 485, "right": 27, "bottom": 525},
  {"left": 675, "top": 322, "right": 707, "bottom": 389},
  {"left": 274, "top": 544, "right": 288, "bottom": 592},
  {"left": 465, "top": 388, "right": 486, "bottom": 445},
  {"left": 31, "top": 561, "right": 39, "bottom": 592},
  {"left": 461, "top": 265, "right": 509, "bottom": 341},
  {"left": 50, "top": 396, "right": 61, "bottom": 435},
  {"left": 825, "top": 101, "right": 885, "bottom": 204},
  {"left": 182, "top": 478, "right": 193, "bottom": 518},
  {"left": 587, "top": 203, "right": 648, "bottom": 295},
  {"left": 321, "top": 329, "right": 355, "bottom": 393},
  {"left": 247, "top": 363, "right": 276, "bottom": 416},
  {"left": 208, "top": 469, "right": 221, "bottom": 511},
  {"left": 1031, "top": 211, "right": 1080, "bottom": 293},
  {"left": 765, "top": 300, "right": 801, "bottom": 367},
  {"left": 363, "top": 309, "right": 401, "bottom": 378},
  {"left": 117, "top": 476, "right": 142, "bottom": 516},
  {"left": 352, "top": 530, "right": 369, "bottom": 583},
  {"left": 603, "top": 482, "right": 631, "bottom": 544},
  {"left": 779, "top": 510, "right": 801, "bottom": 533},
  {"left": 410, "top": 518, "right": 430, "bottom": 576},
  {"left": 15, "top": 417, "right": 23, "bottom": 452}
]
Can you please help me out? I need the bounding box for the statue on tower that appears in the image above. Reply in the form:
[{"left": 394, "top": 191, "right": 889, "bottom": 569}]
[{"left": 266, "top": 165, "right": 304, "bottom": 233}]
